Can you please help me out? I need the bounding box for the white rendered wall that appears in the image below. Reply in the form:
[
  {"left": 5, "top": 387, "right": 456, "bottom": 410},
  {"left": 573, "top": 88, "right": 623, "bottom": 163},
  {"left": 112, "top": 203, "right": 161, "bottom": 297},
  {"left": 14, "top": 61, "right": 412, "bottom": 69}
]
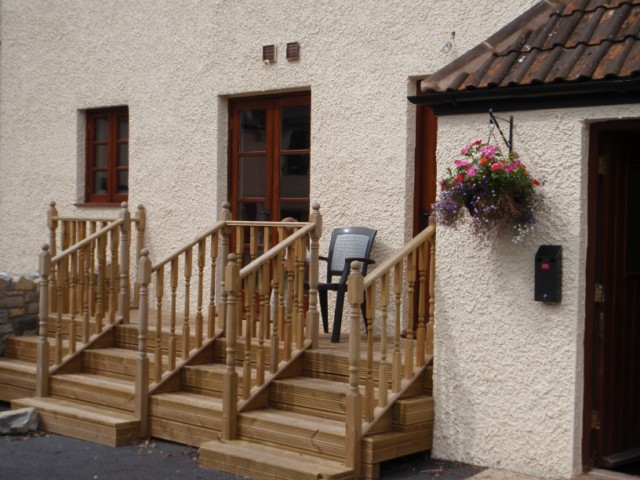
[
  {"left": 432, "top": 105, "right": 640, "bottom": 478},
  {"left": 0, "top": 0, "right": 538, "bottom": 273}
]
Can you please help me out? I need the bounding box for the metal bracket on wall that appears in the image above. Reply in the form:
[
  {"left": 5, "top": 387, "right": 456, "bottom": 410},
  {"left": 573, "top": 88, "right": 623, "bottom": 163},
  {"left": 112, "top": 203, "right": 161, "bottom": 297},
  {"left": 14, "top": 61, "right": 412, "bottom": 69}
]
[{"left": 489, "top": 109, "right": 514, "bottom": 154}]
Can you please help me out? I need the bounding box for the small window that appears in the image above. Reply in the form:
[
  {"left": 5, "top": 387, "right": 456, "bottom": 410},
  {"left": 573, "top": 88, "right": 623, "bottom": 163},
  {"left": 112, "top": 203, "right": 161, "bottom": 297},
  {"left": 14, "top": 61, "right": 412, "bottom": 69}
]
[{"left": 85, "top": 107, "right": 129, "bottom": 204}]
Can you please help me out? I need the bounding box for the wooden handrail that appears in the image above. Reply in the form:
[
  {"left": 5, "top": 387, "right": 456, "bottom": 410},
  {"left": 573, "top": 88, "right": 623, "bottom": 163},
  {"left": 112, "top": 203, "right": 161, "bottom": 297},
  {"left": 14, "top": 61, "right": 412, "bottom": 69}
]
[{"left": 50, "top": 218, "right": 124, "bottom": 263}]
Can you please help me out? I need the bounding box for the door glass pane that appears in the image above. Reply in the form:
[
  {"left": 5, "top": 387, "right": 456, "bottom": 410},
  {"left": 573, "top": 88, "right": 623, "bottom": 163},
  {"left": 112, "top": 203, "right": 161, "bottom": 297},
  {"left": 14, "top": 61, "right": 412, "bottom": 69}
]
[
  {"left": 280, "top": 154, "right": 309, "bottom": 198},
  {"left": 279, "top": 202, "right": 309, "bottom": 222},
  {"left": 94, "top": 145, "right": 108, "bottom": 167},
  {"left": 281, "top": 105, "right": 310, "bottom": 150},
  {"left": 117, "top": 170, "right": 128, "bottom": 194},
  {"left": 94, "top": 118, "right": 108, "bottom": 141},
  {"left": 118, "top": 144, "right": 128, "bottom": 166},
  {"left": 627, "top": 164, "right": 640, "bottom": 273},
  {"left": 240, "top": 110, "right": 266, "bottom": 152},
  {"left": 239, "top": 156, "right": 266, "bottom": 197},
  {"left": 238, "top": 202, "right": 269, "bottom": 221},
  {"left": 93, "top": 171, "right": 108, "bottom": 194},
  {"left": 117, "top": 116, "right": 128, "bottom": 140}
]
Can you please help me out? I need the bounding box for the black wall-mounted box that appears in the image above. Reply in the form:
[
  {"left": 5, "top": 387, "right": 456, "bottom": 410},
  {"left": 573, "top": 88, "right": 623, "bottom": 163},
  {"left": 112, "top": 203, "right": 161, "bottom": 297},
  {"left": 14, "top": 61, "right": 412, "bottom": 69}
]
[{"left": 535, "top": 245, "right": 562, "bottom": 303}]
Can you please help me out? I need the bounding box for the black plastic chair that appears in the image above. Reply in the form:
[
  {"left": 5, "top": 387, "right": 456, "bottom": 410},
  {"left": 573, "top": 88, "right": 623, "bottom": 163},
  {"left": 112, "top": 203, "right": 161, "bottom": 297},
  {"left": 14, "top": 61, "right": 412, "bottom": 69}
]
[{"left": 318, "top": 227, "right": 377, "bottom": 342}]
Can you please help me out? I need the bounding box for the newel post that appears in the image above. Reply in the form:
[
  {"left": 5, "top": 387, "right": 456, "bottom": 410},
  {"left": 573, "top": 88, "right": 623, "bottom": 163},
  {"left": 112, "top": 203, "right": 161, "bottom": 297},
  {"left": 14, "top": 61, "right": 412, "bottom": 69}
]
[
  {"left": 133, "top": 204, "right": 146, "bottom": 306},
  {"left": 118, "top": 202, "right": 131, "bottom": 324},
  {"left": 426, "top": 217, "right": 436, "bottom": 357},
  {"left": 307, "top": 202, "right": 322, "bottom": 348},
  {"left": 36, "top": 245, "right": 51, "bottom": 397},
  {"left": 221, "top": 253, "right": 239, "bottom": 440},
  {"left": 218, "top": 202, "right": 232, "bottom": 332},
  {"left": 47, "top": 202, "right": 58, "bottom": 312},
  {"left": 135, "top": 249, "right": 150, "bottom": 437},
  {"left": 345, "top": 261, "right": 363, "bottom": 477}
]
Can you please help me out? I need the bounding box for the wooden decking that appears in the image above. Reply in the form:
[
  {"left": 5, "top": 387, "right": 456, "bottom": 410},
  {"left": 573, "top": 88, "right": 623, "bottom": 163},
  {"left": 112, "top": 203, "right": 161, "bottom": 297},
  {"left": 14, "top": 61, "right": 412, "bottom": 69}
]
[{"left": 0, "top": 312, "right": 434, "bottom": 480}]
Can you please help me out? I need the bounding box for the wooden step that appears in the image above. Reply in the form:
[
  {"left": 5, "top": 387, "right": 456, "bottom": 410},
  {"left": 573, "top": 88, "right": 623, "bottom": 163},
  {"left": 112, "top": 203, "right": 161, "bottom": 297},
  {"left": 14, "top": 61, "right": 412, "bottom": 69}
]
[
  {"left": 12, "top": 396, "right": 139, "bottom": 447},
  {"left": 199, "top": 438, "right": 354, "bottom": 480},
  {"left": 50, "top": 372, "right": 135, "bottom": 412},
  {"left": 393, "top": 395, "right": 434, "bottom": 430},
  {"left": 0, "top": 358, "right": 37, "bottom": 402},
  {"left": 149, "top": 391, "right": 223, "bottom": 446},
  {"left": 82, "top": 347, "right": 166, "bottom": 380},
  {"left": 239, "top": 408, "right": 345, "bottom": 460},
  {"left": 3, "top": 335, "right": 73, "bottom": 364},
  {"left": 270, "top": 376, "right": 349, "bottom": 420},
  {"left": 181, "top": 363, "right": 256, "bottom": 396}
]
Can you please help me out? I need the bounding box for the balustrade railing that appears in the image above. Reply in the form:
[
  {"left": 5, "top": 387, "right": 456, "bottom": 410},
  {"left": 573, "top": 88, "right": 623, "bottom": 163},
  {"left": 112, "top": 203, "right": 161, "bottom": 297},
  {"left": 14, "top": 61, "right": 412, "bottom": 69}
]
[
  {"left": 344, "top": 219, "right": 435, "bottom": 468},
  {"left": 139, "top": 203, "right": 322, "bottom": 396},
  {"left": 37, "top": 202, "right": 142, "bottom": 396}
]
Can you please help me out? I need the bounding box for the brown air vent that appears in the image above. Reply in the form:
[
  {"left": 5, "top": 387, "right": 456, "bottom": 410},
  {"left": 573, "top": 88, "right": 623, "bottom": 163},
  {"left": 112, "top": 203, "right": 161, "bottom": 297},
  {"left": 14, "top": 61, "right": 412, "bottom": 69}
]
[
  {"left": 286, "top": 42, "right": 300, "bottom": 61},
  {"left": 263, "top": 45, "right": 276, "bottom": 63}
]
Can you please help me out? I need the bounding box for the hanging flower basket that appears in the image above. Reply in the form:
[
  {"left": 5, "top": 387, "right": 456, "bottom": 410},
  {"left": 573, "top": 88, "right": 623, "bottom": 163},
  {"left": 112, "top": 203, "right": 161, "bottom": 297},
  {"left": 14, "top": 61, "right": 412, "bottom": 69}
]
[{"left": 433, "top": 140, "right": 543, "bottom": 243}]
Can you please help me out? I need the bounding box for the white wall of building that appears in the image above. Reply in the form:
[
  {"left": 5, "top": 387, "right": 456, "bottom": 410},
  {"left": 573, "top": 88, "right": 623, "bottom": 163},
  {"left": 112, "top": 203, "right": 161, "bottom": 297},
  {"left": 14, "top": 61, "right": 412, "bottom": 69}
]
[
  {"left": 0, "top": 0, "right": 538, "bottom": 273},
  {"left": 433, "top": 105, "right": 640, "bottom": 478}
]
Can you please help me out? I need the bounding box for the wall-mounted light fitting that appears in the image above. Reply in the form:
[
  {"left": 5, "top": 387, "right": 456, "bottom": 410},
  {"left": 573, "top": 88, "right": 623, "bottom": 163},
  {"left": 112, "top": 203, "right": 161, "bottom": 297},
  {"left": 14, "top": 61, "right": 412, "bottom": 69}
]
[
  {"left": 263, "top": 45, "right": 276, "bottom": 63},
  {"left": 286, "top": 42, "right": 300, "bottom": 61}
]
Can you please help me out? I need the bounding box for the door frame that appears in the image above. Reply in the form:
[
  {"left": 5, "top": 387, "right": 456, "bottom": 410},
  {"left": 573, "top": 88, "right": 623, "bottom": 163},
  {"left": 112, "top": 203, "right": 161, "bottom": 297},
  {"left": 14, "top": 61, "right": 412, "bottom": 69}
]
[{"left": 582, "top": 119, "right": 640, "bottom": 470}]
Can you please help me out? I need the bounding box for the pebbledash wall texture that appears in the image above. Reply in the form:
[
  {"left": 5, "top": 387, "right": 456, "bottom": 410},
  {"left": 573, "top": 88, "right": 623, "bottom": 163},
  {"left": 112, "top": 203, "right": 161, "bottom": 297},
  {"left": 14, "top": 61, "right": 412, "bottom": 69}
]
[{"left": 4, "top": 1, "right": 632, "bottom": 478}]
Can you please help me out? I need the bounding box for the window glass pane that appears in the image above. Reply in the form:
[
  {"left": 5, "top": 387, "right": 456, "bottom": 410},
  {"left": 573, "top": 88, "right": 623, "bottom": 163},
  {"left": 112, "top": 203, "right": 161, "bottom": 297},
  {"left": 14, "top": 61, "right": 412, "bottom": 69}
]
[
  {"left": 280, "top": 154, "right": 309, "bottom": 198},
  {"left": 117, "top": 116, "right": 128, "bottom": 140},
  {"left": 95, "top": 118, "right": 109, "bottom": 141},
  {"left": 238, "top": 202, "right": 269, "bottom": 221},
  {"left": 117, "top": 170, "right": 128, "bottom": 194},
  {"left": 281, "top": 105, "right": 310, "bottom": 150},
  {"left": 279, "top": 202, "right": 309, "bottom": 222},
  {"left": 240, "top": 110, "right": 266, "bottom": 152},
  {"left": 94, "top": 145, "right": 108, "bottom": 167},
  {"left": 239, "top": 156, "right": 266, "bottom": 197},
  {"left": 118, "top": 144, "right": 128, "bottom": 166},
  {"left": 93, "top": 171, "right": 108, "bottom": 194}
]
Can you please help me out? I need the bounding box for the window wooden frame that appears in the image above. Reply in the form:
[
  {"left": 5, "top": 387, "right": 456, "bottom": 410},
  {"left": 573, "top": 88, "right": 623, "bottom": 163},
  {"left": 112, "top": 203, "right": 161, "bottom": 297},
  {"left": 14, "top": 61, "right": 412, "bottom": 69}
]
[
  {"left": 228, "top": 92, "right": 311, "bottom": 222},
  {"left": 85, "top": 107, "right": 129, "bottom": 204}
]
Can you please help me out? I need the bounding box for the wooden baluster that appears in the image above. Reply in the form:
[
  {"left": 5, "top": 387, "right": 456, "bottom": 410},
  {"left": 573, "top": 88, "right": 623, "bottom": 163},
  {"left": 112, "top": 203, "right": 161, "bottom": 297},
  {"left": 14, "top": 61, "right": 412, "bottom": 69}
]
[
  {"left": 108, "top": 229, "right": 119, "bottom": 325},
  {"left": 96, "top": 233, "right": 106, "bottom": 333},
  {"left": 249, "top": 226, "right": 258, "bottom": 336},
  {"left": 155, "top": 265, "right": 165, "bottom": 383},
  {"left": 345, "top": 261, "right": 363, "bottom": 477},
  {"left": 55, "top": 257, "right": 66, "bottom": 365},
  {"left": 77, "top": 223, "right": 87, "bottom": 319},
  {"left": 207, "top": 232, "right": 218, "bottom": 338},
  {"left": 68, "top": 251, "right": 77, "bottom": 355},
  {"left": 61, "top": 221, "right": 70, "bottom": 313},
  {"left": 222, "top": 254, "right": 239, "bottom": 441},
  {"left": 392, "top": 263, "right": 402, "bottom": 393},
  {"left": 36, "top": 245, "right": 51, "bottom": 397},
  {"left": 426, "top": 225, "right": 436, "bottom": 357},
  {"left": 243, "top": 272, "right": 255, "bottom": 400},
  {"left": 89, "top": 223, "right": 97, "bottom": 317},
  {"left": 270, "top": 252, "right": 283, "bottom": 374},
  {"left": 405, "top": 252, "right": 416, "bottom": 379},
  {"left": 118, "top": 202, "right": 131, "bottom": 324},
  {"left": 416, "top": 241, "right": 428, "bottom": 367},
  {"left": 257, "top": 264, "right": 268, "bottom": 386},
  {"left": 47, "top": 202, "right": 58, "bottom": 313},
  {"left": 67, "top": 221, "right": 75, "bottom": 316},
  {"left": 284, "top": 243, "right": 294, "bottom": 361},
  {"left": 182, "top": 248, "right": 192, "bottom": 360},
  {"left": 236, "top": 227, "right": 245, "bottom": 337},
  {"left": 307, "top": 203, "right": 322, "bottom": 348},
  {"left": 195, "top": 239, "right": 206, "bottom": 348},
  {"left": 133, "top": 205, "right": 146, "bottom": 307},
  {"left": 295, "top": 237, "right": 305, "bottom": 349},
  {"left": 82, "top": 243, "right": 91, "bottom": 343},
  {"left": 365, "top": 283, "right": 375, "bottom": 422},
  {"left": 169, "top": 258, "right": 178, "bottom": 370},
  {"left": 379, "top": 273, "right": 390, "bottom": 409},
  {"left": 136, "top": 249, "right": 150, "bottom": 437},
  {"left": 218, "top": 203, "right": 232, "bottom": 332}
]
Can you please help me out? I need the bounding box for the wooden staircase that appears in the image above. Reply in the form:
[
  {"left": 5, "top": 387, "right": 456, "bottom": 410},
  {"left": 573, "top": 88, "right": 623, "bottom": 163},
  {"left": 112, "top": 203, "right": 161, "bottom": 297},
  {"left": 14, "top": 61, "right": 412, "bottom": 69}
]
[{"left": 0, "top": 202, "right": 437, "bottom": 479}]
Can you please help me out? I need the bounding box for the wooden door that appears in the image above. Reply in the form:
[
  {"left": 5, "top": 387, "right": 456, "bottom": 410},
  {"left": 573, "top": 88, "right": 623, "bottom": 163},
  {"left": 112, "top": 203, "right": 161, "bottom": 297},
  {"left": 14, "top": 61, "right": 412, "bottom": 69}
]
[
  {"left": 585, "top": 123, "right": 640, "bottom": 471},
  {"left": 229, "top": 93, "right": 311, "bottom": 222},
  {"left": 413, "top": 106, "right": 438, "bottom": 234}
]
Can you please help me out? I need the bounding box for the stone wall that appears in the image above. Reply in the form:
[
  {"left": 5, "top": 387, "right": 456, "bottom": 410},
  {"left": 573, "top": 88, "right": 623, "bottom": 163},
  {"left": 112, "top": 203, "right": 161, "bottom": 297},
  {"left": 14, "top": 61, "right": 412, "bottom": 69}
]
[{"left": 0, "top": 272, "right": 39, "bottom": 355}]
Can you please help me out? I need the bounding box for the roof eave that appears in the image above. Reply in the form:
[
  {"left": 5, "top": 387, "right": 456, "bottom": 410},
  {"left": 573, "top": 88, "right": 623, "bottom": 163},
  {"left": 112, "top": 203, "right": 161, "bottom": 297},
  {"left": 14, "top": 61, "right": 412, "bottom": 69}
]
[{"left": 408, "top": 78, "right": 640, "bottom": 115}]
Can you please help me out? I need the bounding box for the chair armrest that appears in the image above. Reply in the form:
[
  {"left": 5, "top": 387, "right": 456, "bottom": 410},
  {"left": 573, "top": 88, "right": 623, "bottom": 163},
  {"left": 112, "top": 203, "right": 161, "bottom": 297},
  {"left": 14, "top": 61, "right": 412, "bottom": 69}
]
[
  {"left": 319, "top": 256, "right": 329, "bottom": 263},
  {"left": 337, "top": 257, "right": 375, "bottom": 284}
]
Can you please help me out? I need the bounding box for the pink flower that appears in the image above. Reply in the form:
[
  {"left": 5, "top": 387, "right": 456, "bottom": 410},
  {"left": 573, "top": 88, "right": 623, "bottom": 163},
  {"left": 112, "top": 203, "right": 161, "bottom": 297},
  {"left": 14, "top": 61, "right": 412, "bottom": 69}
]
[
  {"left": 480, "top": 145, "right": 496, "bottom": 159},
  {"left": 466, "top": 166, "right": 477, "bottom": 177},
  {"left": 454, "top": 159, "right": 469, "bottom": 167},
  {"left": 490, "top": 163, "right": 501, "bottom": 171}
]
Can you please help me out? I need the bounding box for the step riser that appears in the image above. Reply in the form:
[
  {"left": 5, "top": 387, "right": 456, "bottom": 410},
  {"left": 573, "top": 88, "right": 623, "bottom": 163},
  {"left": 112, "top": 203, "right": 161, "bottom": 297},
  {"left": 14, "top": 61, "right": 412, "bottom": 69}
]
[
  {"left": 3, "top": 337, "right": 67, "bottom": 364},
  {"left": 82, "top": 350, "right": 164, "bottom": 381},
  {"left": 50, "top": 377, "right": 135, "bottom": 413},
  {"left": 270, "top": 382, "right": 347, "bottom": 421}
]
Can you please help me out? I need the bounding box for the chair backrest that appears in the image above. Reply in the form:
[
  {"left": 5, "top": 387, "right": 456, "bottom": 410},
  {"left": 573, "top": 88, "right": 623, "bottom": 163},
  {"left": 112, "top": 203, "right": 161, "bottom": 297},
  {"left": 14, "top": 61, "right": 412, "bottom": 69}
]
[{"left": 325, "top": 227, "right": 377, "bottom": 281}]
